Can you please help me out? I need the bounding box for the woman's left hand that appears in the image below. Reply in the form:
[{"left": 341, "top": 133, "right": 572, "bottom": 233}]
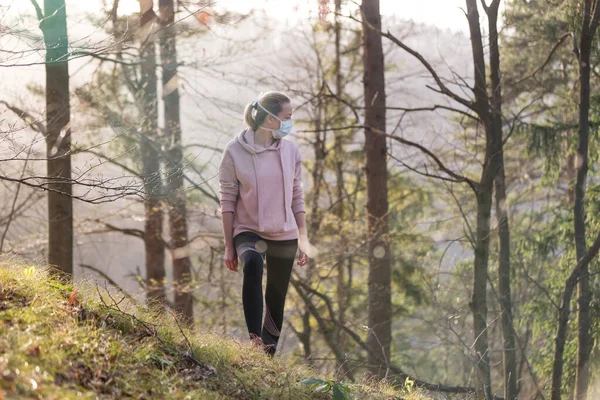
[{"left": 297, "top": 250, "right": 308, "bottom": 267}]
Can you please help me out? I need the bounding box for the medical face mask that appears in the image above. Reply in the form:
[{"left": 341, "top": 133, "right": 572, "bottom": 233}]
[{"left": 256, "top": 101, "right": 293, "bottom": 139}]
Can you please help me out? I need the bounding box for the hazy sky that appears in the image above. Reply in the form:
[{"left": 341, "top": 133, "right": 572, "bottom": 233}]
[
  {"left": 0, "top": 0, "right": 471, "bottom": 33},
  {"left": 119, "top": 0, "right": 470, "bottom": 32}
]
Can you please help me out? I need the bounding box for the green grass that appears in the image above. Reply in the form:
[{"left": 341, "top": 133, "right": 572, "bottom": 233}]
[{"left": 0, "top": 263, "right": 431, "bottom": 400}]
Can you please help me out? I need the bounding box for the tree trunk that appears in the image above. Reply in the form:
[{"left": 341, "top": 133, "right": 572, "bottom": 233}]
[
  {"left": 333, "top": 0, "right": 350, "bottom": 378},
  {"left": 139, "top": 0, "right": 166, "bottom": 305},
  {"left": 361, "top": 0, "right": 391, "bottom": 378},
  {"left": 574, "top": 2, "right": 597, "bottom": 398},
  {"left": 550, "top": 230, "right": 600, "bottom": 400},
  {"left": 550, "top": 2, "right": 600, "bottom": 399},
  {"left": 472, "top": 189, "right": 494, "bottom": 400},
  {"left": 494, "top": 159, "right": 518, "bottom": 400},
  {"left": 487, "top": 3, "right": 518, "bottom": 399},
  {"left": 465, "top": 1, "right": 496, "bottom": 398},
  {"left": 159, "top": 0, "right": 194, "bottom": 325},
  {"left": 42, "top": 0, "right": 73, "bottom": 275}
]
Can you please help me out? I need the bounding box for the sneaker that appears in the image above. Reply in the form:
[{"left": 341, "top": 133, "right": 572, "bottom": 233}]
[
  {"left": 249, "top": 333, "right": 264, "bottom": 348},
  {"left": 249, "top": 333, "right": 276, "bottom": 355}
]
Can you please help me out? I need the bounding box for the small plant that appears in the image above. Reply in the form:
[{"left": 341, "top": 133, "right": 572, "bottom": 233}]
[
  {"left": 404, "top": 376, "right": 415, "bottom": 393},
  {"left": 301, "top": 377, "right": 354, "bottom": 400},
  {"left": 22, "top": 266, "right": 35, "bottom": 278}
]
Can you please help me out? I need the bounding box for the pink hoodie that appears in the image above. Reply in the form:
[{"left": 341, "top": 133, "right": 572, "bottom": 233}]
[{"left": 218, "top": 128, "right": 306, "bottom": 241}]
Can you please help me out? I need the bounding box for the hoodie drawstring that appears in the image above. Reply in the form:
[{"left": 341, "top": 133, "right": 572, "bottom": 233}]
[
  {"left": 252, "top": 153, "right": 264, "bottom": 231},
  {"left": 279, "top": 148, "right": 289, "bottom": 223}
]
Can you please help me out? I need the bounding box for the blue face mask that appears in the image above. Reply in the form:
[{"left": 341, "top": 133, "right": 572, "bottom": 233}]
[
  {"left": 256, "top": 101, "right": 293, "bottom": 139},
  {"left": 273, "top": 118, "right": 293, "bottom": 139}
]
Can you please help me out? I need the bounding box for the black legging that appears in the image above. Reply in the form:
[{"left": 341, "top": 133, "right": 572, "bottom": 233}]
[{"left": 233, "top": 231, "right": 298, "bottom": 355}]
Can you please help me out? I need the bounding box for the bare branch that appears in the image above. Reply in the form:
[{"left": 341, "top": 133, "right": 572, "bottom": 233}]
[
  {"left": 29, "top": 0, "right": 44, "bottom": 21},
  {"left": 79, "top": 263, "right": 137, "bottom": 305},
  {"left": 512, "top": 33, "right": 571, "bottom": 86},
  {"left": 0, "top": 100, "right": 46, "bottom": 134},
  {"left": 0, "top": 174, "right": 143, "bottom": 204},
  {"left": 298, "top": 122, "right": 477, "bottom": 191},
  {"left": 370, "top": 126, "right": 478, "bottom": 191},
  {"left": 382, "top": 104, "right": 478, "bottom": 122},
  {"left": 77, "top": 148, "right": 141, "bottom": 178},
  {"left": 346, "top": 13, "right": 475, "bottom": 110},
  {"left": 291, "top": 278, "right": 494, "bottom": 397},
  {"left": 90, "top": 219, "right": 145, "bottom": 240},
  {"left": 591, "top": 0, "right": 600, "bottom": 34},
  {"left": 70, "top": 51, "right": 142, "bottom": 66},
  {"left": 479, "top": 0, "right": 490, "bottom": 14},
  {"left": 551, "top": 229, "right": 600, "bottom": 398},
  {"left": 388, "top": 152, "right": 465, "bottom": 184},
  {"left": 0, "top": 138, "right": 34, "bottom": 252}
]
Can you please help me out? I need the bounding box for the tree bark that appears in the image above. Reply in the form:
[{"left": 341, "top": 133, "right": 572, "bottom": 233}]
[
  {"left": 42, "top": 0, "right": 73, "bottom": 275},
  {"left": 550, "top": 3, "right": 600, "bottom": 398},
  {"left": 361, "top": 0, "right": 391, "bottom": 378},
  {"left": 487, "top": 3, "right": 518, "bottom": 399},
  {"left": 465, "top": 1, "right": 497, "bottom": 398},
  {"left": 333, "top": 0, "right": 350, "bottom": 378},
  {"left": 139, "top": 0, "right": 166, "bottom": 305},
  {"left": 573, "top": 4, "right": 599, "bottom": 399},
  {"left": 159, "top": 0, "right": 194, "bottom": 325},
  {"left": 551, "top": 230, "right": 600, "bottom": 400}
]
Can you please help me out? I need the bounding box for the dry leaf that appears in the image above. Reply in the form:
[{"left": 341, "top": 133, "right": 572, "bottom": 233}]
[
  {"left": 68, "top": 290, "right": 79, "bottom": 306},
  {"left": 26, "top": 346, "right": 41, "bottom": 357}
]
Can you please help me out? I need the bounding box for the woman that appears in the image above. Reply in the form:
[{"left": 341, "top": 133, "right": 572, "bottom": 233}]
[{"left": 218, "top": 91, "right": 312, "bottom": 355}]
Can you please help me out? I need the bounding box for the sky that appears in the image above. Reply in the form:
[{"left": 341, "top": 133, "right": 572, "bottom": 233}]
[
  {"left": 0, "top": 0, "right": 471, "bottom": 33},
  {"left": 122, "top": 0, "right": 470, "bottom": 32}
]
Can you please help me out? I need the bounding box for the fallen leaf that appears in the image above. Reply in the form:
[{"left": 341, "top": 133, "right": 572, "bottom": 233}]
[
  {"left": 26, "top": 346, "right": 41, "bottom": 357},
  {"left": 68, "top": 290, "right": 79, "bottom": 306}
]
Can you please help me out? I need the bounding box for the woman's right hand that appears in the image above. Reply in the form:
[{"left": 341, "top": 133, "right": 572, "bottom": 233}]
[{"left": 224, "top": 244, "right": 238, "bottom": 272}]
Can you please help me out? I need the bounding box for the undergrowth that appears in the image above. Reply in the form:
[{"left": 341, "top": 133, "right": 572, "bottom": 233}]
[{"left": 0, "top": 263, "right": 431, "bottom": 400}]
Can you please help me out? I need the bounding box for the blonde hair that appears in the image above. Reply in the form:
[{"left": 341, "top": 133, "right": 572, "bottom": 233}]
[{"left": 244, "top": 91, "right": 291, "bottom": 131}]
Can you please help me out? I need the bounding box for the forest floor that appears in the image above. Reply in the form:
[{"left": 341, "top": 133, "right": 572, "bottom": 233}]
[{"left": 0, "top": 263, "right": 432, "bottom": 400}]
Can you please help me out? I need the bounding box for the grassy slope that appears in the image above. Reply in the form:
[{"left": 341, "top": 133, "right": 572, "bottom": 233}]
[{"left": 0, "top": 264, "right": 431, "bottom": 400}]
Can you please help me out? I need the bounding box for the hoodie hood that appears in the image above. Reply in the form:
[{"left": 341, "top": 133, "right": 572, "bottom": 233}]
[{"left": 236, "top": 128, "right": 282, "bottom": 154}]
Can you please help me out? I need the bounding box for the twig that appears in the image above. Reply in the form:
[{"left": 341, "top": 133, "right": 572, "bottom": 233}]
[
  {"left": 0, "top": 137, "right": 34, "bottom": 252},
  {"left": 166, "top": 307, "right": 193, "bottom": 351},
  {"left": 79, "top": 264, "right": 138, "bottom": 305},
  {"left": 291, "top": 279, "right": 495, "bottom": 396},
  {"left": 29, "top": 0, "right": 43, "bottom": 21},
  {"left": 346, "top": 13, "right": 474, "bottom": 111},
  {"left": 513, "top": 33, "right": 571, "bottom": 86}
]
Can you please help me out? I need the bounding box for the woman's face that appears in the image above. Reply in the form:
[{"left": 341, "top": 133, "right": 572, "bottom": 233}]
[{"left": 262, "top": 101, "right": 293, "bottom": 130}]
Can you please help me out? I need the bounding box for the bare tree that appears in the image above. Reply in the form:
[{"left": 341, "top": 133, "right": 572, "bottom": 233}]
[
  {"left": 139, "top": 0, "right": 167, "bottom": 305},
  {"left": 361, "top": 0, "right": 391, "bottom": 379},
  {"left": 353, "top": 0, "right": 514, "bottom": 396},
  {"left": 159, "top": 0, "right": 194, "bottom": 325},
  {"left": 572, "top": 2, "right": 600, "bottom": 398},
  {"left": 486, "top": 1, "right": 517, "bottom": 397},
  {"left": 332, "top": 0, "right": 351, "bottom": 374},
  {"left": 31, "top": 0, "right": 73, "bottom": 275}
]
